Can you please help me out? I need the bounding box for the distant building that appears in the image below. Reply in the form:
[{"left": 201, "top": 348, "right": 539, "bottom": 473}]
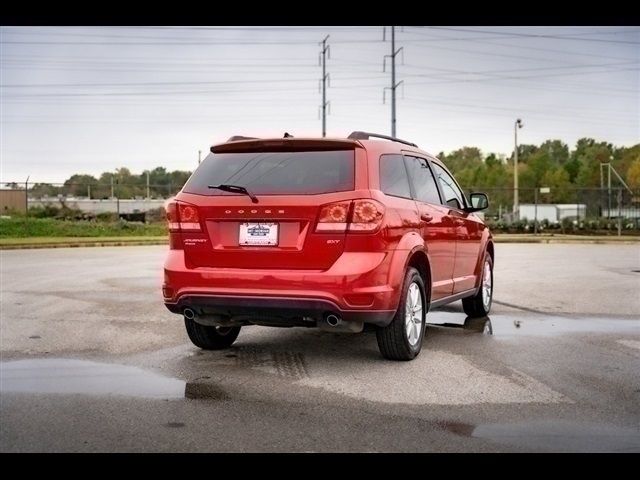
[
  {"left": 0, "top": 189, "right": 27, "bottom": 214},
  {"left": 30, "top": 197, "right": 167, "bottom": 214},
  {"left": 519, "top": 204, "right": 587, "bottom": 223}
]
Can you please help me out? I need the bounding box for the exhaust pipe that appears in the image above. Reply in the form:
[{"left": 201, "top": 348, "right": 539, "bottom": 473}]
[
  {"left": 183, "top": 308, "right": 240, "bottom": 327},
  {"left": 326, "top": 314, "right": 341, "bottom": 327},
  {"left": 317, "top": 313, "right": 363, "bottom": 333}
]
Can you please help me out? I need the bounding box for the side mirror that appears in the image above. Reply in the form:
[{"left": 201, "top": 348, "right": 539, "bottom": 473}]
[{"left": 468, "top": 193, "right": 489, "bottom": 212}]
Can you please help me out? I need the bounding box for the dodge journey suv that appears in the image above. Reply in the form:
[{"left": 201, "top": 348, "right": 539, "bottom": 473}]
[{"left": 163, "top": 131, "right": 493, "bottom": 360}]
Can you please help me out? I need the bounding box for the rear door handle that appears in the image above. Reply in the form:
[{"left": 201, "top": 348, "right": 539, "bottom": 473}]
[{"left": 420, "top": 214, "right": 433, "bottom": 223}]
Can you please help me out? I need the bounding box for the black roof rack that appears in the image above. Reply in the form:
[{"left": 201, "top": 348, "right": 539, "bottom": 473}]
[
  {"left": 347, "top": 131, "right": 418, "bottom": 148},
  {"left": 227, "top": 135, "right": 259, "bottom": 142}
]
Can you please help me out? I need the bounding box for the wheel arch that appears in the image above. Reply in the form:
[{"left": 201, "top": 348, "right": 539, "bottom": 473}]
[
  {"left": 405, "top": 249, "right": 432, "bottom": 306},
  {"left": 473, "top": 235, "right": 495, "bottom": 290},
  {"left": 486, "top": 239, "right": 495, "bottom": 264},
  {"left": 386, "top": 232, "right": 432, "bottom": 312}
]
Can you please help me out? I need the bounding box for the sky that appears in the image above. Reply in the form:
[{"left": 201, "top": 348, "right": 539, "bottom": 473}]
[{"left": 1, "top": 25, "right": 639, "bottom": 184}]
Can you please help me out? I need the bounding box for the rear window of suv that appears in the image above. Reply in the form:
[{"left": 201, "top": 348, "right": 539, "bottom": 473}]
[{"left": 183, "top": 150, "right": 355, "bottom": 195}]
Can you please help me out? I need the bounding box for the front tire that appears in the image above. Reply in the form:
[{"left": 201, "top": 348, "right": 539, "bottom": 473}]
[
  {"left": 376, "top": 267, "right": 427, "bottom": 361},
  {"left": 184, "top": 318, "right": 241, "bottom": 350},
  {"left": 462, "top": 254, "right": 493, "bottom": 318}
]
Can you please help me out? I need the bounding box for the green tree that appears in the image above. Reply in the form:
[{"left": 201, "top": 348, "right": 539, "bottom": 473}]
[
  {"left": 627, "top": 158, "right": 640, "bottom": 189},
  {"left": 526, "top": 149, "right": 553, "bottom": 187},
  {"left": 563, "top": 157, "right": 582, "bottom": 183},
  {"left": 509, "top": 144, "right": 539, "bottom": 165},
  {"left": 541, "top": 167, "right": 572, "bottom": 203},
  {"left": 169, "top": 170, "right": 192, "bottom": 195},
  {"left": 573, "top": 138, "right": 614, "bottom": 188},
  {"left": 441, "top": 146, "right": 483, "bottom": 175},
  {"left": 619, "top": 145, "right": 640, "bottom": 186},
  {"left": 63, "top": 174, "right": 98, "bottom": 197},
  {"left": 538, "top": 139, "right": 569, "bottom": 166},
  {"left": 30, "top": 183, "right": 62, "bottom": 198}
]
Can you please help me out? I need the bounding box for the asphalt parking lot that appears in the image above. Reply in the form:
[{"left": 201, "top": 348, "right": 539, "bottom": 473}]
[{"left": 1, "top": 244, "right": 639, "bottom": 452}]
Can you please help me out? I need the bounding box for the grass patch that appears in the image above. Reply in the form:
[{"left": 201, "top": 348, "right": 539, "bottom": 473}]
[
  {"left": 0, "top": 236, "right": 167, "bottom": 245},
  {"left": 0, "top": 217, "right": 167, "bottom": 238}
]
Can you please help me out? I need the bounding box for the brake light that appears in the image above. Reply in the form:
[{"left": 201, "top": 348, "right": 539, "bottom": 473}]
[
  {"left": 166, "top": 201, "right": 180, "bottom": 231},
  {"left": 177, "top": 203, "right": 201, "bottom": 231},
  {"left": 315, "top": 199, "right": 384, "bottom": 233},
  {"left": 165, "top": 201, "right": 201, "bottom": 232},
  {"left": 350, "top": 199, "right": 384, "bottom": 232},
  {"left": 316, "top": 201, "right": 350, "bottom": 232}
]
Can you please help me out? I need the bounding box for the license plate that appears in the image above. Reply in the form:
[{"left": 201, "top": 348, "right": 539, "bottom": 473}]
[{"left": 239, "top": 222, "right": 279, "bottom": 246}]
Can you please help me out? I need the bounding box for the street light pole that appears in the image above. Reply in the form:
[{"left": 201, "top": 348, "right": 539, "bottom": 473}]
[{"left": 513, "top": 118, "right": 523, "bottom": 221}]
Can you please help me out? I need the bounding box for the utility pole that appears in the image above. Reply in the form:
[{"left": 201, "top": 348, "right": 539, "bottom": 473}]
[
  {"left": 600, "top": 161, "right": 633, "bottom": 219},
  {"left": 146, "top": 171, "right": 150, "bottom": 199},
  {"left": 110, "top": 175, "right": 114, "bottom": 199},
  {"left": 513, "top": 118, "right": 523, "bottom": 221},
  {"left": 383, "top": 27, "right": 403, "bottom": 138},
  {"left": 25, "top": 175, "right": 30, "bottom": 216},
  {"left": 617, "top": 188, "right": 622, "bottom": 237},
  {"left": 608, "top": 162, "right": 612, "bottom": 218},
  {"left": 116, "top": 179, "right": 120, "bottom": 218},
  {"left": 534, "top": 187, "right": 538, "bottom": 235},
  {"left": 319, "top": 35, "right": 330, "bottom": 137},
  {"left": 198, "top": 150, "right": 202, "bottom": 165}
]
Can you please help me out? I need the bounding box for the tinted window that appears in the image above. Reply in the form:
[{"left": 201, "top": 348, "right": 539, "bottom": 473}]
[
  {"left": 432, "top": 163, "right": 466, "bottom": 209},
  {"left": 379, "top": 154, "right": 412, "bottom": 198},
  {"left": 405, "top": 156, "right": 441, "bottom": 205},
  {"left": 183, "top": 150, "right": 354, "bottom": 195}
]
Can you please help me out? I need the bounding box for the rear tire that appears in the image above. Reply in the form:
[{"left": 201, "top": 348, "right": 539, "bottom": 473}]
[
  {"left": 184, "top": 318, "right": 241, "bottom": 350},
  {"left": 462, "top": 254, "right": 493, "bottom": 318},
  {"left": 376, "top": 267, "right": 427, "bottom": 361}
]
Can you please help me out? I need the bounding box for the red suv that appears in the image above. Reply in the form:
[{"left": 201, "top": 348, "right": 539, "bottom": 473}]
[{"left": 163, "top": 132, "right": 493, "bottom": 360}]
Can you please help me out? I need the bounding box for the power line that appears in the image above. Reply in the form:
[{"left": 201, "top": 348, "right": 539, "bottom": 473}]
[
  {"left": 407, "top": 65, "right": 640, "bottom": 87},
  {"left": 402, "top": 60, "right": 639, "bottom": 80},
  {"left": 0, "top": 39, "right": 385, "bottom": 46},
  {"left": 421, "top": 26, "right": 640, "bottom": 45}
]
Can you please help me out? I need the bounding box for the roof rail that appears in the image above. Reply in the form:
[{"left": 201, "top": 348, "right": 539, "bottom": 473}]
[
  {"left": 347, "top": 131, "right": 418, "bottom": 148},
  {"left": 227, "top": 135, "right": 259, "bottom": 142}
]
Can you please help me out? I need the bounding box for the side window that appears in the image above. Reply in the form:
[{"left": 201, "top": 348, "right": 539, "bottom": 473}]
[
  {"left": 379, "top": 154, "right": 412, "bottom": 199},
  {"left": 404, "top": 156, "right": 441, "bottom": 205},
  {"left": 432, "top": 162, "right": 466, "bottom": 210}
]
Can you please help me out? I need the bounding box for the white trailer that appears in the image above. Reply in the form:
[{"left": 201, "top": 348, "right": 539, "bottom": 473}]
[{"left": 519, "top": 204, "right": 586, "bottom": 223}]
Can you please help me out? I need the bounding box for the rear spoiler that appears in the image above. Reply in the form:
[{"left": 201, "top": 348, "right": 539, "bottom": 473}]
[{"left": 211, "top": 138, "right": 362, "bottom": 153}]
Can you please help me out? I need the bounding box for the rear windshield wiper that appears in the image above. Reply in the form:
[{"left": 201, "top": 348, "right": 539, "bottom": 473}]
[{"left": 208, "top": 184, "right": 259, "bottom": 203}]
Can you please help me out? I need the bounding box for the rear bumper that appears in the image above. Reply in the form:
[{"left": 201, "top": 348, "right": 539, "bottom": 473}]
[
  {"left": 162, "top": 249, "right": 401, "bottom": 327},
  {"left": 165, "top": 294, "right": 394, "bottom": 327}
]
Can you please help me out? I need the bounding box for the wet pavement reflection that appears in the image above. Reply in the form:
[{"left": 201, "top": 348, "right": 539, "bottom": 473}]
[
  {"left": 0, "top": 359, "right": 185, "bottom": 399},
  {"left": 472, "top": 420, "right": 640, "bottom": 453},
  {"left": 428, "top": 311, "right": 639, "bottom": 337}
]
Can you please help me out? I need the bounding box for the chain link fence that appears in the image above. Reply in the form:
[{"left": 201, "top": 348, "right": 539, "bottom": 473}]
[
  {"left": 2, "top": 182, "right": 639, "bottom": 232},
  {"left": 1, "top": 181, "right": 187, "bottom": 221},
  {"left": 464, "top": 186, "right": 640, "bottom": 233}
]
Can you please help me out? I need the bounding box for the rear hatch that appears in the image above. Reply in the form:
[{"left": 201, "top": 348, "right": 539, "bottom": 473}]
[{"left": 175, "top": 142, "right": 361, "bottom": 270}]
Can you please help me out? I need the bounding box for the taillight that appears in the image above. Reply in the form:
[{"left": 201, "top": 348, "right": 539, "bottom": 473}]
[
  {"left": 315, "top": 199, "right": 384, "bottom": 233},
  {"left": 165, "top": 201, "right": 201, "bottom": 232},
  {"left": 177, "top": 203, "right": 201, "bottom": 232},
  {"left": 316, "top": 201, "right": 351, "bottom": 232},
  {"left": 166, "top": 201, "right": 180, "bottom": 231},
  {"left": 350, "top": 199, "right": 384, "bottom": 232}
]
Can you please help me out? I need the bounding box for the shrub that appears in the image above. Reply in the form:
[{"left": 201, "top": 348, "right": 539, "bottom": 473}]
[
  {"left": 28, "top": 205, "right": 61, "bottom": 218},
  {"left": 96, "top": 212, "right": 118, "bottom": 222}
]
